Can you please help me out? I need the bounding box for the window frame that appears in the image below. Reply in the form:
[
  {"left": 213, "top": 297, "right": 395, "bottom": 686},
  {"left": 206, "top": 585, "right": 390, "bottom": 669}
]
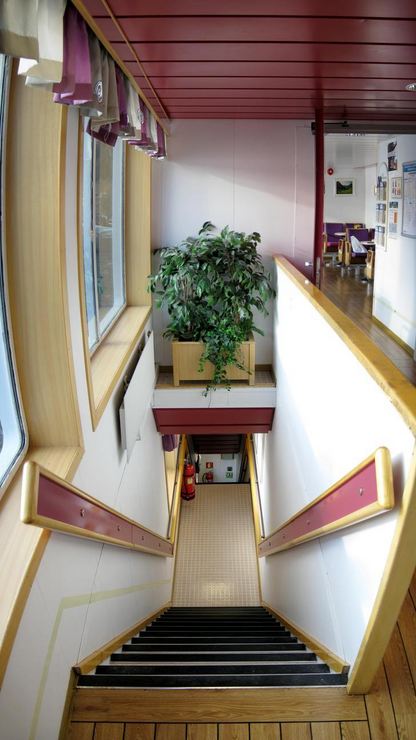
[
  {"left": 81, "top": 122, "right": 127, "bottom": 355},
  {"left": 77, "top": 116, "right": 152, "bottom": 431},
  {"left": 0, "top": 56, "right": 28, "bottom": 497}
]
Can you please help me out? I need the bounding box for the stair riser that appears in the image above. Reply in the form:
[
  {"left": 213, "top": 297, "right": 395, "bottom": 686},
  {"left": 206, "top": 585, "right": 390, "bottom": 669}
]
[
  {"left": 111, "top": 652, "right": 317, "bottom": 662},
  {"left": 96, "top": 664, "right": 330, "bottom": 675},
  {"left": 123, "top": 643, "right": 305, "bottom": 652},
  {"left": 78, "top": 674, "right": 347, "bottom": 688},
  {"left": 133, "top": 636, "right": 293, "bottom": 644}
]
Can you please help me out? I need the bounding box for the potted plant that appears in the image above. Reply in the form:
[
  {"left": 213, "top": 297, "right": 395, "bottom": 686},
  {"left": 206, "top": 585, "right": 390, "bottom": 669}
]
[{"left": 149, "top": 221, "right": 275, "bottom": 393}]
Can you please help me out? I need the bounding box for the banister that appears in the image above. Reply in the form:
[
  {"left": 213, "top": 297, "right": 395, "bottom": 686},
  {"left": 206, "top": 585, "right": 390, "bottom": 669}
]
[
  {"left": 258, "top": 447, "right": 394, "bottom": 557},
  {"left": 166, "top": 435, "right": 187, "bottom": 544},
  {"left": 245, "top": 435, "right": 265, "bottom": 542},
  {"left": 21, "top": 461, "right": 176, "bottom": 557}
]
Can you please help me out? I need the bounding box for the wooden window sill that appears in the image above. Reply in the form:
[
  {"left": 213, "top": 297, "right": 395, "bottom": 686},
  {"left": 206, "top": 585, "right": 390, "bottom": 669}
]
[{"left": 88, "top": 306, "right": 151, "bottom": 429}]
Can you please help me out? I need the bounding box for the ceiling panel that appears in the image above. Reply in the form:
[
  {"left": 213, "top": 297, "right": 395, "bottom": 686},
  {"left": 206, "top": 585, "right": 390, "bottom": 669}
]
[{"left": 79, "top": 0, "right": 416, "bottom": 122}]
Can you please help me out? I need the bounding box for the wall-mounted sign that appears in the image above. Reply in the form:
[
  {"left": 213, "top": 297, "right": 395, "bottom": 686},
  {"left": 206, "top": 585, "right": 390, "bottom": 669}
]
[
  {"left": 388, "top": 201, "right": 399, "bottom": 237},
  {"left": 402, "top": 161, "right": 416, "bottom": 239}
]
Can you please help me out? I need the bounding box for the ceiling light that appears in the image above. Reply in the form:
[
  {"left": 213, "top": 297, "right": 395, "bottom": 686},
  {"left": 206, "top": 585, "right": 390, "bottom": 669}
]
[{"left": 405, "top": 82, "right": 416, "bottom": 91}]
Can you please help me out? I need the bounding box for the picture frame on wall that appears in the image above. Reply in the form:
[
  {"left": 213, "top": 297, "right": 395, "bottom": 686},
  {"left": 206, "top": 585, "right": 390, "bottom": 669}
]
[{"left": 335, "top": 178, "right": 355, "bottom": 196}]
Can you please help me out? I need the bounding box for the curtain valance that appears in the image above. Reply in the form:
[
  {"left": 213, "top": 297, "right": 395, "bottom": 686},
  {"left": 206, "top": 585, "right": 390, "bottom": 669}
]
[{"left": 0, "top": 1, "right": 167, "bottom": 158}]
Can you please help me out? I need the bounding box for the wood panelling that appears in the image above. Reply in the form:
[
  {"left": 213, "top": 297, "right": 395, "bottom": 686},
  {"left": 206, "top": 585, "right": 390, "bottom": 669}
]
[
  {"left": 155, "top": 726, "right": 186, "bottom": 740},
  {"left": 281, "top": 725, "right": 311, "bottom": 740},
  {"left": 71, "top": 688, "right": 366, "bottom": 723},
  {"left": 124, "top": 726, "right": 156, "bottom": 740},
  {"left": 5, "top": 74, "right": 82, "bottom": 450},
  {"left": 125, "top": 148, "right": 151, "bottom": 307},
  {"left": 219, "top": 725, "right": 249, "bottom": 740},
  {"left": 93, "top": 724, "right": 124, "bottom": 740},
  {"left": 311, "top": 724, "right": 340, "bottom": 740},
  {"left": 187, "top": 726, "right": 217, "bottom": 740},
  {"left": 0, "top": 68, "right": 84, "bottom": 686},
  {"left": 77, "top": 1, "right": 416, "bottom": 122}
]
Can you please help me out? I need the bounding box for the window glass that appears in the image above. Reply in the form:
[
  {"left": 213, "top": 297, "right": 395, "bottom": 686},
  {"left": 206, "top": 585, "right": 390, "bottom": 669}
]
[
  {"left": 0, "top": 55, "right": 26, "bottom": 489},
  {"left": 82, "top": 123, "right": 125, "bottom": 351}
]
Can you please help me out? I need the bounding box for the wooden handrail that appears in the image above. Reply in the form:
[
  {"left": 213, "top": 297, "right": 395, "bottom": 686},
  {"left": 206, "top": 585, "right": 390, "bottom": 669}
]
[
  {"left": 245, "top": 435, "right": 265, "bottom": 544},
  {"left": 258, "top": 448, "right": 394, "bottom": 557},
  {"left": 166, "top": 435, "right": 187, "bottom": 544},
  {"left": 21, "top": 462, "right": 175, "bottom": 557}
]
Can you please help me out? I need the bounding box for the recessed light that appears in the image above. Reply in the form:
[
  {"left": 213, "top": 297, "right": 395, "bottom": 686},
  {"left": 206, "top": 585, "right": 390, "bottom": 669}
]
[{"left": 405, "top": 82, "right": 416, "bottom": 91}]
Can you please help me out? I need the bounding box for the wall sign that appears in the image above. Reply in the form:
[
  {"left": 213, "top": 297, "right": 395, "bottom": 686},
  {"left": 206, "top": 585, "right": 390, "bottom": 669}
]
[{"left": 402, "top": 161, "right": 416, "bottom": 239}]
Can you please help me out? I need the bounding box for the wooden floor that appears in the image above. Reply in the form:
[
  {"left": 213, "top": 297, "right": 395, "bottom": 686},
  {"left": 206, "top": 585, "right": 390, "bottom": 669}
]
[
  {"left": 67, "top": 570, "right": 416, "bottom": 739},
  {"left": 321, "top": 264, "right": 416, "bottom": 385}
]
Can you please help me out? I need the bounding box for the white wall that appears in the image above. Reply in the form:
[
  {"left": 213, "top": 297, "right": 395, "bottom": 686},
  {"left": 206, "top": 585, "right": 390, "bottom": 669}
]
[
  {"left": 324, "top": 166, "right": 366, "bottom": 225},
  {"left": 365, "top": 164, "right": 377, "bottom": 230},
  {"left": 152, "top": 119, "right": 315, "bottom": 366},
  {"left": 199, "top": 453, "right": 241, "bottom": 483},
  {"left": 373, "top": 135, "right": 416, "bottom": 353},
  {"left": 257, "top": 264, "right": 414, "bottom": 666},
  {"left": 0, "top": 109, "right": 174, "bottom": 740}
]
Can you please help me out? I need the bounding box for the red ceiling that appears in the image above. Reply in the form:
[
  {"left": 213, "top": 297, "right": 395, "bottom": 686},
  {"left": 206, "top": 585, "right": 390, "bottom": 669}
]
[{"left": 80, "top": 0, "right": 416, "bottom": 122}]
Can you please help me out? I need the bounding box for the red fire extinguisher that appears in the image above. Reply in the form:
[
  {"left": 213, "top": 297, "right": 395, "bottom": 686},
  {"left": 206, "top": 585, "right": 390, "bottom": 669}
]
[
  {"left": 203, "top": 471, "right": 214, "bottom": 483},
  {"left": 181, "top": 461, "right": 196, "bottom": 501}
]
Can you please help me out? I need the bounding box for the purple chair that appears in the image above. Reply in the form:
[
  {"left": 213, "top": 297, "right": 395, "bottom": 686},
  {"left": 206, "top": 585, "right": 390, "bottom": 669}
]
[
  {"left": 345, "top": 222, "right": 365, "bottom": 229},
  {"left": 323, "top": 222, "right": 344, "bottom": 255}
]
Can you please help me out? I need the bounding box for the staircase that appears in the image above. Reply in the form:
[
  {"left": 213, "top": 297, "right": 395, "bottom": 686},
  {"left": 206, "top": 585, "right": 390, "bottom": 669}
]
[{"left": 78, "top": 606, "right": 348, "bottom": 688}]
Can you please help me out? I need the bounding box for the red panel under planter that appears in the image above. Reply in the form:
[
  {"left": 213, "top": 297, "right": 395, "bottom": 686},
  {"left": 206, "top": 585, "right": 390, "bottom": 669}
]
[{"left": 153, "top": 407, "right": 274, "bottom": 434}]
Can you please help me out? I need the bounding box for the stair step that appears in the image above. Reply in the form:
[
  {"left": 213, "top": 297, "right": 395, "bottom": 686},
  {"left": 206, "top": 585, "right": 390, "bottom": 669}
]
[
  {"left": 96, "top": 663, "right": 330, "bottom": 675},
  {"left": 145, "top": 627, "right": 288, "bottom": 634},
  {"left": 133, "top": 635, "right": 293, "bottom": 644},
  {"left": 78, "top": 673, "right": 347, "bottom": 688},
  {"left": 111, "top": 651, "right": 317, "bottom": 662},
  {"left": 158, "top": 614, "right": 276, "bottom": 624},
  {"left": 123, "top": 642, "right": 304, "bottom": 652}
]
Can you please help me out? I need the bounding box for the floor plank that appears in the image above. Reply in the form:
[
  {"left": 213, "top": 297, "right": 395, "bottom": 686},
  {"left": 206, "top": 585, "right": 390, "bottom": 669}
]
[
  {"left": 339, "top": 722, "right": 370, "bottom": 740},
  {"left": 124, "top": 724, "right": 156, "bottom": 740},
  {"left": 67, "top": 723, "right": 95, "bottom": 740},
  {"left": 219, "top": 724, "right": 249, "bottom": 740},
  {"left": 383, "top": 624, "right": 416, "bottom": 739},
  {"left": 311, "top": 722, "right": 341, "bottom": 740},
  {"left": 71, "top": 689, "right": 366, "bottom": 723},
  {"left": 93, "top": 724, "right": 124, "bottom": 740},
  {"left": 408, "top": 570, "right": 416, "bottom": 607},
  {"left": 250, "top": 723, "right": 281, "bottom": 740},
  {"left": 155, "top": 725, "right": 186, "bottom": 740},
  {"left": 397, "top": 591, "right": 416, "bottom": 690},
  {"left": 281, "top": 723, "right": 311, "bottom": 740},
  {"left": 364, "top": 664, "right": 398, "bottom": 740},
  {"left": 187, "top": 725, "right": 218, "bottom": 740}
]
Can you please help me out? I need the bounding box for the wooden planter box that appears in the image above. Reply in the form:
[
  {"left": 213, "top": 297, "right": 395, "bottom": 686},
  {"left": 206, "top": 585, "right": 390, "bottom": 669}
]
[{"left": 172, "top": 336, "right": 255, "bottom": 387}]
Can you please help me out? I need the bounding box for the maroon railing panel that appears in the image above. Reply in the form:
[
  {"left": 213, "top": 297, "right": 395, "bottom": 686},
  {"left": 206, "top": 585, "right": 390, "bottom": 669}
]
[
  {"left": 37, "top": 474, "right": 173, "bottom": 555},
  {"left": 259, "top": 460, "right": 379, "bottom": 555}
]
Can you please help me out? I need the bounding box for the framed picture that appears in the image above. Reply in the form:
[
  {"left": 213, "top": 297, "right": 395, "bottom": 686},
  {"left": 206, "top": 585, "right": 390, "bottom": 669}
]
[{"left": 335, "top": 178, "right": 354, "bottom": 196}]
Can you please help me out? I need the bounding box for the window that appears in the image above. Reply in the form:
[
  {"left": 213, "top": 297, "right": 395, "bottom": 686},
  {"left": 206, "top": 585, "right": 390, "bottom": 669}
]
[
  {"left": 82, "top": 122, "right": 125, "bottom": 351},
  {"left": 0, "top": 56, "right": 26, "bottom": 491}
]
